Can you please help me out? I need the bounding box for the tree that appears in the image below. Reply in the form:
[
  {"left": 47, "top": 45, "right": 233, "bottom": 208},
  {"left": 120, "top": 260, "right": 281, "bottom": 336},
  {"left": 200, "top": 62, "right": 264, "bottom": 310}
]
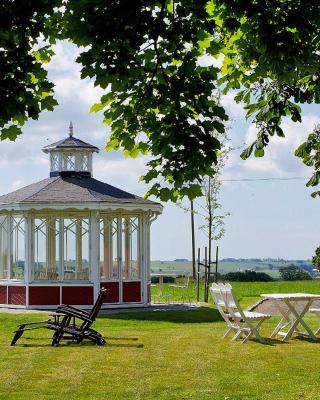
[
  {"left": 1, "top": 1, "right": 320, "bottom": 200},
  {"left": 223, "top": 270, "right": 273, "bottom": 282},
  {"left": 279, "top": 265, "right": 312, "bottom": 281},
  {"left": 312, "top": 246, "right": 320, "bottom": 271},
  {"left": 199, "top": 144, "right": 230, "bottom": 276}
]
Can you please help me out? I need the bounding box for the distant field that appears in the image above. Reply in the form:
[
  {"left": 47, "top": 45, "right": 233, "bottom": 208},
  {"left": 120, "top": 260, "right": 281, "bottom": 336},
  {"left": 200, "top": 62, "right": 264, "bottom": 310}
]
[
  {"left": 151, "top": 280, "right": 320, "bottom": 306},
  {"left": 151, "top": 259, "right": 313, "bottom": 280}
]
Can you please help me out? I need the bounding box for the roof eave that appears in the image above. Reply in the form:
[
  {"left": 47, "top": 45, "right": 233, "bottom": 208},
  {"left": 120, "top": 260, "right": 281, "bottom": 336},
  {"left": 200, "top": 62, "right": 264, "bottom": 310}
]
[{"left": 0, "top": 201, "right": 163, "bottom": 214}]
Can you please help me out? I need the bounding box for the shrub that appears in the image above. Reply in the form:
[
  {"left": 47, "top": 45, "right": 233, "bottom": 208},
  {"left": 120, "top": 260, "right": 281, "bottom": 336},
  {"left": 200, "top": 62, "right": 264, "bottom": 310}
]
[
  {"left": 222, "top": 270, "right": 273, "bottom": 282},
  {"left": 279, "top": 265, "right": 312, "bottom": 281}
]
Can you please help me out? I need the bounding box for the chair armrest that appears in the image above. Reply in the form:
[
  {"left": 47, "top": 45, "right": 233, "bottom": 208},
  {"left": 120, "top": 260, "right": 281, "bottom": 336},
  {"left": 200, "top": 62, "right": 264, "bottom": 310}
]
[
  {"left": 57, "top": 304, "right": 90, "bottom": 316},
  {"left": 56, "top": 308, "right": 92, "bottom": 323},
  {"left": 17, "top": 320, "right": 50, "bottom": 328}
]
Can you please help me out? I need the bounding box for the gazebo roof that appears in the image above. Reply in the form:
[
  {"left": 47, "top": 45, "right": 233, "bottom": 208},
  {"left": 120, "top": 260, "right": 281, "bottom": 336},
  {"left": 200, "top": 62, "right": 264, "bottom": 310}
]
[
  {"left": 0, "top": 176, "right": 160, "bottom": 210},
  {"left": 42, "top": 136, "right": 99, "bottom": 153}
]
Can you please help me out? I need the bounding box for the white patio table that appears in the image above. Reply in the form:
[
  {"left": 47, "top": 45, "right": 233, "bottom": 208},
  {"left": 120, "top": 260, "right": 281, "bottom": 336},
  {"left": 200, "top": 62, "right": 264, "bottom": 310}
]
[
  {"left": 150, "top": 273, "right": 179, "bottom": 297},
  {"left": 261, "top": 293, "right": 320, "bottom": 341}
]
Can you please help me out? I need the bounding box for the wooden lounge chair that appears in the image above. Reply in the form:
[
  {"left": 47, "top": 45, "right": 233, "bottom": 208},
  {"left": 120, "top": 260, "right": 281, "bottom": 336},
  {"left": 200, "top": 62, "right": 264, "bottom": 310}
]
[
  {"left": 11, "top": 288, "right": 106, "bottom": 346},
  {"left": 210, "top": 283, "right": 271, "bottom": 344}
]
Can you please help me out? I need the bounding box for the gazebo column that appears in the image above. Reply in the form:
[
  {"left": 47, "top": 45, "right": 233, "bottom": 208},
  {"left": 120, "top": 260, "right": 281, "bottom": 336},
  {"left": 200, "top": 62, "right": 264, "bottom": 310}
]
[
  {"left": 46, "top": 217, "right": 56, "bottom": 280},
  {"left": 124, "top": 218, "right": 130, "bottom": 279},
  {"left": 24, "top": 214, "right": 32, "bottom": 307},
  {"left": 90, "top": 211, "right": 100, "bottom": 301},
  {"left": 76, "top": 219, "right": 83, "bottom": 279},
  {"left": 141, "top": 214, "right": 148, "bottom": 305},
  {"left": 103, "top": 219, "right": 112, "bottom": 279}
]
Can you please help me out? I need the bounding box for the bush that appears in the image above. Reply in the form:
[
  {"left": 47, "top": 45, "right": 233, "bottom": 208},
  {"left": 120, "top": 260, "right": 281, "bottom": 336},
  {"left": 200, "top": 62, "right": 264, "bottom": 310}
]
[
  {"left": 222, "top": 270, "right": 273, "bottom": 282},
  {"left": 151, "top": 276, "right": 175, "bottom": 284},
  {"left": 279, "top": 265, "right": 312, "bottom": 281}
]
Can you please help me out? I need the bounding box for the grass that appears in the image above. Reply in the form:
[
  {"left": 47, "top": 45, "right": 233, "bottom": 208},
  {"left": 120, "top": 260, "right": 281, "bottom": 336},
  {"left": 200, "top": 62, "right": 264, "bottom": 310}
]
[{"left": 1, "top": 281, "right": 320, "bottom": 399}]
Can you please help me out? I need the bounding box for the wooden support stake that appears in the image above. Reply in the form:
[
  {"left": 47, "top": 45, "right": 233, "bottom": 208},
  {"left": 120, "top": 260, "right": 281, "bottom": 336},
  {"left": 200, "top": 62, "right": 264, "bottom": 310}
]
[{"left": 197, "top": 247, "right": 200, "bottom": 302}]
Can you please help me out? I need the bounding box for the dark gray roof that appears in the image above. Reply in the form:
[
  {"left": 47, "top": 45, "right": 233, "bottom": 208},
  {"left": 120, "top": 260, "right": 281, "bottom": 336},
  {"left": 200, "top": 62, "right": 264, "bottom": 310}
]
[
  {"left": 0, "top": 176, "right": 158, "bottom": 206},
  {"left": 42, "top": 136, "right": 99, "bottom": 152}
]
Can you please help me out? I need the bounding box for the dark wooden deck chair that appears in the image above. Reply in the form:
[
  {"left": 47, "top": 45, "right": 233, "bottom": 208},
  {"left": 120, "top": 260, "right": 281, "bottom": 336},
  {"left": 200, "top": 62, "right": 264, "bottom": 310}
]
[{"left": 11, "top": 288, "right": 106, "bottom": 346}]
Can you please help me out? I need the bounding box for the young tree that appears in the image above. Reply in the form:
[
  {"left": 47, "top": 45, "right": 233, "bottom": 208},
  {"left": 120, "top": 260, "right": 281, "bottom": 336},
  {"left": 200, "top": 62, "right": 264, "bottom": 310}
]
[
  {"left": 312, "top": 246, "right": 320, "bottom": 271},
  {"left": 199, "top": 145, "right": 230, "bottom": 280}
]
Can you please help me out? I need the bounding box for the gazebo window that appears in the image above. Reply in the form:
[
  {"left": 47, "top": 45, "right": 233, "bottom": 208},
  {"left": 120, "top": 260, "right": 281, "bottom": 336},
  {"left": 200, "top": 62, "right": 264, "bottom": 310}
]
[
  {"left": 63, "top": 154, "right": 75, "bottom": 171},
  {"left": 0, "top": 216, "right": 9, "bottom": 279},
  {"left": 50, "top": 153, "right": 59, "bottom": 171},
  {"left": 79, "top": 154, "right": 89, "bottom": 171},
  {"left": 33, "top": 218, "right": 59, "bottom": 280},
  {"left": 63, "top": 218, "right": 89, "bottom": 280},
  {"left": 100, "top": 217, "right": 119, "bottom": 280},
  {"left": 11, "top": 216, "right": 25, "bottom": 279},
  {"left": 122, "top": 216, "right": 140, "bottom": 280}
]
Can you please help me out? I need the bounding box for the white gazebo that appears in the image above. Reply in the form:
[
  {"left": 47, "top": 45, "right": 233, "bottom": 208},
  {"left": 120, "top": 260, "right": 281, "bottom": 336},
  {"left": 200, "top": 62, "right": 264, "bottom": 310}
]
[{"left": 0, "top": 124, "right": 162, "bottom": 309}]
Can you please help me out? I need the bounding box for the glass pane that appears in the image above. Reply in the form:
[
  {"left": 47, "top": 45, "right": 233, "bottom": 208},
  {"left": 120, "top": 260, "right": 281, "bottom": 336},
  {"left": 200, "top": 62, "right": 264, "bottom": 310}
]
[
  {"left": 80, "top": 154, "right": 89, "bottom": 171},
  {"left": 11, "top": 216, "right": 25, "bottom": 279},
  {"left": 122, "top": 216, "right": 140, "bottom": 280},
  {"left": 100, "top": 217, "right": 118, "bottom": 280},
  {"left": 51, "top": 153, "right": 59, "bottom": 171},
  {"left": 0, "top": 216, "right": 9, "bottom": 279},
  {"left": 63, "top": 154, "right": 75, "bottom": 171},
  {"left": 33, "top": 218, "right": 59, "bottom": 280},
  {"left": 64, "top": 218, "right": 89, "bottom": 280}
]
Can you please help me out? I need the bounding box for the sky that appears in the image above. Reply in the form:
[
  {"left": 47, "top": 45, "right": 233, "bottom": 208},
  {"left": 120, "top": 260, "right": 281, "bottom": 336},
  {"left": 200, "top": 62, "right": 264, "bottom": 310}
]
[{"left": 0, "top": 41, "right": 319, "bottom": 261}]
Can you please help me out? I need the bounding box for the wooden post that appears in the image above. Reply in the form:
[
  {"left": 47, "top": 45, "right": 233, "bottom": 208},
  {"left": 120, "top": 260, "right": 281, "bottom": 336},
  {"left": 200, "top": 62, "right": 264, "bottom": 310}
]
[
  {"left": 215, "top": 246, "right": 219, "bottom": 283},
  {"left": 204, "top": 246, "right": 208, "bottom": 302},
  {"left": 190, "top": 200, "right": 196, "bottom": 279},
  {"left": 197, "top": 247, "right": 200, "bottom": 302}
]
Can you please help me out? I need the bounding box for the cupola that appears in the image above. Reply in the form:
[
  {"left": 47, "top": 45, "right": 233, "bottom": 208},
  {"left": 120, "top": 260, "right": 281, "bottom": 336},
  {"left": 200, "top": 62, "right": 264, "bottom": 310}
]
[{"left": 42, "top": 122, "right": 99, "bottom": 178}]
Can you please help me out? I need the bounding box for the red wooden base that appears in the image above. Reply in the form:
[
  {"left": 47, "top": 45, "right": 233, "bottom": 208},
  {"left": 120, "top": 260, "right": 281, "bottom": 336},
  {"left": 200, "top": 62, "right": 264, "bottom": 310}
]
[
  {"left": 123, "top": 281, "right": 141, "bottom": 303},
  {"left": 100, "top": 282, "right": 119, "bottom": 303},
  {"left": 29, "top": 286, "right": 60, "bottom": 306},
  {"left": 8, "top": 286, "right": 26, "bottom": 305},
  {"left": 62, "top": 286, "right": 94, "bottom": 305}
]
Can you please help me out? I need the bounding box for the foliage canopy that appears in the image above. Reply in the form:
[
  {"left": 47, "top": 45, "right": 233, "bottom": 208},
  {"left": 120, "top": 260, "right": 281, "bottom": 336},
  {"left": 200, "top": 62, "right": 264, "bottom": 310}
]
[
  {"left": 279, "top": 265, "right": 312, "bottom": 281},
  {"left": 1, "top": 0, "right": 320, "bottom": 200},
  {"left": 312, "top": 246, "right": 320, "bottom": 271}
]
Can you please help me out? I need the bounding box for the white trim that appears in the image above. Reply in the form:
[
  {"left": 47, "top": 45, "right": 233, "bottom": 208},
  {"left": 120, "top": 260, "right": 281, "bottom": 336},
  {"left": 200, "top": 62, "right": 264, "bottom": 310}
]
[{"left": 0, "top": 203, "right": 163, "bottom": 214}]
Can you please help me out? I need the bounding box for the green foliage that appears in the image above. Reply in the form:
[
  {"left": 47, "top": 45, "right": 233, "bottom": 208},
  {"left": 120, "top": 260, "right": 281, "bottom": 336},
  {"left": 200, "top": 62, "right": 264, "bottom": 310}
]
[
  {"left": 0, "top": 1, "right": 61, "bottom": 140},
  {"left": 312, "top": 246, "right": 320, "bottom": 271},
  {"left": 279, "top": 265, "right": 312, "bottom": 281},
  {"left": 2, "top": 1, "right": 320, "bottom": 200},
  {"left": 223, "top": 270, "right": 273, "bottom": 282},
  {"left": 295, "top": 125, "right": 320, "bottom": 197}
]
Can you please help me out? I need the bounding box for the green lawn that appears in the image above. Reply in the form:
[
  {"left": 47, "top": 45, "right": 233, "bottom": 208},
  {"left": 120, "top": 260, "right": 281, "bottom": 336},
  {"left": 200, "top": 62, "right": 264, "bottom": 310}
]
[{"left": 1, "top": 281, "right": 320, "bottom": 399}]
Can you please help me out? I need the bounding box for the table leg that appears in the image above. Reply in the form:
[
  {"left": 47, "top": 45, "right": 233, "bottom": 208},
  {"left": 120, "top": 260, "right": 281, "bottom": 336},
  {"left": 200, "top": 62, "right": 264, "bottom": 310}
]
[
  {"left": 269, "top": 299, "right": 292, "bottom": 338},
  {"left": 159, "top": 276, "right": 164, "bottom": 296},
  {"left": 284, "top": 299, "right": 317, "bottom": 341}
]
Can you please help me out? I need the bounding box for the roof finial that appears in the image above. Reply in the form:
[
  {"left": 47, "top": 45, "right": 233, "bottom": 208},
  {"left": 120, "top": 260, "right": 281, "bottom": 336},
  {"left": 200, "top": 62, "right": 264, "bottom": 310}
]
[{"left": 69, "top": 121, "right": 73, "bottom": 137}]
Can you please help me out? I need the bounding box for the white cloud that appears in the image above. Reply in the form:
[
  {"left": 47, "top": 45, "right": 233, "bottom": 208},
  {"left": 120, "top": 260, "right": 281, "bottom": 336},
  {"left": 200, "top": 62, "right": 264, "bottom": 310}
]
[
  {"left": 47, "top": 41, "right": 103, "bottom": 107},
  {"left": 197, "top": 54, "right": 223, "bottom": 68},
  {"left": 221, "top": 91, "right": 246, "bottom": 119},
  {"left": 239, "top": 113, "right": 320, "bottom": 177}
]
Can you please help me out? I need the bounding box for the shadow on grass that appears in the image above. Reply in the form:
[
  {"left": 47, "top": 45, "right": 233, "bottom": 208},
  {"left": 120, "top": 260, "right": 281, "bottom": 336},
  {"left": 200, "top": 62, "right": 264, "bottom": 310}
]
[{"left": 99, "top": 307, "right": 222, "bottom": 324}]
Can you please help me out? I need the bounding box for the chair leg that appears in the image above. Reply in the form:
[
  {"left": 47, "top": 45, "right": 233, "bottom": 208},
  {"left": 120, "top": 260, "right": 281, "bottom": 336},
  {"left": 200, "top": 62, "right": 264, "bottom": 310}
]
[
  {"left": 223, "top": 327, "right": 234, "bottom": 339},
  {"left": 11, "top": 327, "right": 26, "bottom": 346}
]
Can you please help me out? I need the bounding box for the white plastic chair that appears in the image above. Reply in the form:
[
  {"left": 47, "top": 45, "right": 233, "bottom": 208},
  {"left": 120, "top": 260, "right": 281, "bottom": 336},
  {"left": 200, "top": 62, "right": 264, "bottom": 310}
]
[{"left": 210, "top": 283, "right": 271, "bottom": 344}]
